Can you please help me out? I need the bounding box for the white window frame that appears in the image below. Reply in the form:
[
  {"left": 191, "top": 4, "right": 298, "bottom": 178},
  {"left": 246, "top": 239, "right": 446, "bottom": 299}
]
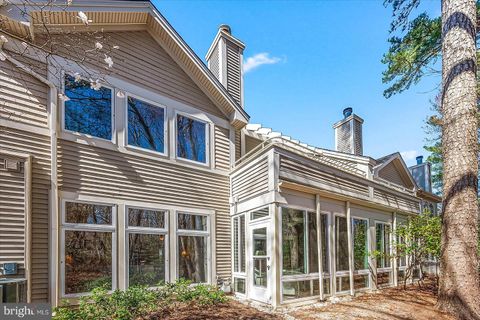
[
  {"left": 61, "top": 72, "right": 116, "bottom": 144},
  {"left": 279, "top": 206, "right": 330, "bottom": 303},
  {"left": 124, "top": 93, "right": 168, "bottom": 157},
  {"left": 374, "top": 221, "right": 393, "bottom": 271},
  {"left": 351, "top": 216, "right": 370, "bottom": 291},
  {"left": 232, "top": 213, "right": 247, "bottom": 296},
  {"left": 174, "top": 111, "right": 211, "bottom": 167},
  {"left": 60, "top": 199, "right": 117, "bottom": 298},
  {"left": 249, "top": 206, "right": 270, "bottom": 222},
  {"left": 174, "top": 210, "right": 212, "bottom": 283},
  {"left": 125, "top": 205, "right": 169, "bottom": 288}
]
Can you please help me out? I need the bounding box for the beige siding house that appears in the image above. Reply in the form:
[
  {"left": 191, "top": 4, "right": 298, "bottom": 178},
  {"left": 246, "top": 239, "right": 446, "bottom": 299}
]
[{"left": 0, "top": 0, "right": 439, "bottom": 308}]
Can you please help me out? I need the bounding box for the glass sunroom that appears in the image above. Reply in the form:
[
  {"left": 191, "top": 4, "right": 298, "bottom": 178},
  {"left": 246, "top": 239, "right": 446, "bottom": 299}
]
[{"left": 230, "top": 141, "right": 421, "bottom": 307}]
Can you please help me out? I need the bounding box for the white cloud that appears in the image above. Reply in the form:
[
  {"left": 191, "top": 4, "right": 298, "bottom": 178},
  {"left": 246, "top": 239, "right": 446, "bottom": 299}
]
[
  {"left": 243, "top": 52, "right": 283, "bottom": 73},
  {"left": 400, "top": 150, "right": 419, "bottom": 162}
]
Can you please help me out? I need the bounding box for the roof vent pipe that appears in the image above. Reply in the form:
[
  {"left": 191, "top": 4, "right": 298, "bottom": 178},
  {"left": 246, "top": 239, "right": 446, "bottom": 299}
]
[
  {"left": 416, "top": 155, "right": 423, "bottom": 165},
  {"left": 343, "top": 107, "right": 353, "bottom": 118}
]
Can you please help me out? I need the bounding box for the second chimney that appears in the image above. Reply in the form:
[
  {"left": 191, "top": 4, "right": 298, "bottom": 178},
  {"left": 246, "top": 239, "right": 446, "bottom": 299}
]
[
  {"left": 206, "top": 24, "right": 245, "bottom": 107},
  {"left": 333, "top": 107, "right": 364, "bottom": 156}
]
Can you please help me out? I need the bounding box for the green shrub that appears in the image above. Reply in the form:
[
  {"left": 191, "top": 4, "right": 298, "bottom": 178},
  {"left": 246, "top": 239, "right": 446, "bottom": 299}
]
[
  {"left": 176, "top": 281, "right": 226, "bottom": 306},
  {"left": 53, "top": 286, "right": 159, "bottom": 320},
  {"left": 53, "top": 279, "right": 226, "bottom": 320}
]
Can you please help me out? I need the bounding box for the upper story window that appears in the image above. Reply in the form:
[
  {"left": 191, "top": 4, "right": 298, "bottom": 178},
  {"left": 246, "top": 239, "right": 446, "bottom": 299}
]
[
  {"left": 64, "top": 75, "right": 113, "bottom": 140},
  {"left": 127, "top": 96, "right": 165, "bottom": 154},
  {"left": 176, "top": 114, "right": 207, "bottom": 164}
]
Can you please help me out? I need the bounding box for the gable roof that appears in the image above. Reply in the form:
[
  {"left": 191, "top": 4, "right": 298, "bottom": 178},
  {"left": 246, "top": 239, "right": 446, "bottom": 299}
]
[
  {"left": 374, "top": 152, "right": 417, "bottom": 190},
  {"left": 0, "top": 0, "right": 249, "bottom": 128}
]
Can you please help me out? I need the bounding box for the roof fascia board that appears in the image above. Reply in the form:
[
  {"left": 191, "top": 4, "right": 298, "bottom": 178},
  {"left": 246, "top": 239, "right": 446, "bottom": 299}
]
[{"left": 5, "top": 0, "right": 152, "bottom": 10}]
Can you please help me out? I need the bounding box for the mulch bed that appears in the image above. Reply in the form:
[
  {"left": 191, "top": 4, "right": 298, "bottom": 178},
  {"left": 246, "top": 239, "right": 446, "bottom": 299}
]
[{"left": 143, "top": 300, "right": 282, "bottom": 320}]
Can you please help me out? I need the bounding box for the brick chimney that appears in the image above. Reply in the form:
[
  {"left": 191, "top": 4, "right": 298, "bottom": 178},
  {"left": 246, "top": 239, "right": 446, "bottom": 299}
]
[
  {"left": 333, "top": 107, "right": 364, "bottom": 156},
  {"left": 206, "top": 24, "right": 245, "bottom": 107}
]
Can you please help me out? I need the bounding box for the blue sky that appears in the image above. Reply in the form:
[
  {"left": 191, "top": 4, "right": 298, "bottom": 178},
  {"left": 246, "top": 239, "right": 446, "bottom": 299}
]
[{"left": 154, "top": 0, "right": 441, "bottom": 166}]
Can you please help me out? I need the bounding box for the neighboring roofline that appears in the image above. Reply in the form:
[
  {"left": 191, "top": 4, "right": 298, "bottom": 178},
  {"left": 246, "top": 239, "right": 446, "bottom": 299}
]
[
  {"left": 408, "top": 161, "right": 431, "bottom": 170},
  {"left": 373, "top": 152, "right": 418, "bottom": 189},
  {"left": 417, "top": 189, "right": 442, "bottom": 203},
  {"left": 1, "top": 0, "right": 250, "bottom": 127}
]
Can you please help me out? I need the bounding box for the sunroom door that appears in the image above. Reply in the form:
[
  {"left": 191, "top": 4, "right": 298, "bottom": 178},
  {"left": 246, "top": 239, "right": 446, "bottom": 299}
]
[{"left": 249, "top": 221, "right": 271, "bottom": 303}]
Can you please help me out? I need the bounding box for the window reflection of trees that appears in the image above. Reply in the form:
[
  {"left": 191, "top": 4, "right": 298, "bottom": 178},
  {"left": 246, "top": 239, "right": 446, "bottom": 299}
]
[
  {"left": 128, "top": 208, "right": 165, "bottom": 228},
  {"left": 177, "top": 115, "right": 206, "bottom": 163},
  {"left": 128, "top": 234, "right": 165, "bottom": 286},
  {"left": 127, "top": 97, "right": 164, "bottom": 153},
  {"left": 178, "top": 236, "right": 207, "bottom": 283},
  {"left": 66, "top": 202, "right": 112, "bottom": 224},
  {"left": 65, "top": 231, "right": 112, "bottom": 294},
  {"left": 177, "top": 213, "right": 208, "bottom": 283},
  {"left": 64, "top": 75, "right": 112, "bottom": 139}
]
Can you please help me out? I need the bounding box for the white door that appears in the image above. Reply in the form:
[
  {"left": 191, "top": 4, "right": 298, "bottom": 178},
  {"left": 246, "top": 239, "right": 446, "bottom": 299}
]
[{"left": 249, "top": 221, "right": 271, "bottom": 303}]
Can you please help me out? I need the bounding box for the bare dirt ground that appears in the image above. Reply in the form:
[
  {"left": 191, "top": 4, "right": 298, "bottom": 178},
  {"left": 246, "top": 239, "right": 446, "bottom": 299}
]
[
  {"left": 289, "top": 280, "right": 454, "bottom": 320},
  {"left": 142, "top": 280, "right": 454, "bottom": 320},
  {"left": 143, "top": 300, "right": 281, "bottom": 320}
]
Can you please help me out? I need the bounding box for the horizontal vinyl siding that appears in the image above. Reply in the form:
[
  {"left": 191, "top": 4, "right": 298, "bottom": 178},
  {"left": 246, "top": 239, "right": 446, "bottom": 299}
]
[
  {"left": 0, "top": 127, "right": 51, "bottom": 302},
  {"left": 0, "top": 57, "right": 49, "bottom": 128},
  {"left": 214, "top": 125, "right": 230, "bottom": 171},
  {"left": 0, "top": 161, "right": 26, "bottom": 277},
  {"left": 378, "top": 163, "right": 407, "bottom": 188},
  {"left": 57, "top": 139, "right": 232, "bottom": 280},
  {"left": 47, "top": 31, "right": 224, "bottom": 118},
  {"left": 280, "top": 155, "right": 370, "bottom": 197},
  {"left": 231, "top": 156, "right": 269, "bottom": 202}
]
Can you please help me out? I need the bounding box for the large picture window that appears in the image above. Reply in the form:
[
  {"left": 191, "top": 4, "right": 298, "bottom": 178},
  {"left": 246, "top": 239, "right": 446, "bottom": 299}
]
[
  {"left": 127, "top": 96, "right": 165, "bottom": 153},
  {"left": 127, "top": 208, "right": 168, "bottom": 287},
  {"left": 64, "top": 75, "right": 113, "bottom": 140},
  {"left": 62, "top": 201, "right": 115, "bottom": 296},
  {"left": 177, "top": 212, "right": 210, "bottom": 283},
  {"left": 176, "top": 114, "right": 207, "bottom": 164}
]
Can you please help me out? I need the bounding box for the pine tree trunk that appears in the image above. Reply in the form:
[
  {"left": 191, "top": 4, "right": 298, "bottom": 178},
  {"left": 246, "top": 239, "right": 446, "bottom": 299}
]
[{"left": 438, "top": 0, "right": 480, "bottom": 318}]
